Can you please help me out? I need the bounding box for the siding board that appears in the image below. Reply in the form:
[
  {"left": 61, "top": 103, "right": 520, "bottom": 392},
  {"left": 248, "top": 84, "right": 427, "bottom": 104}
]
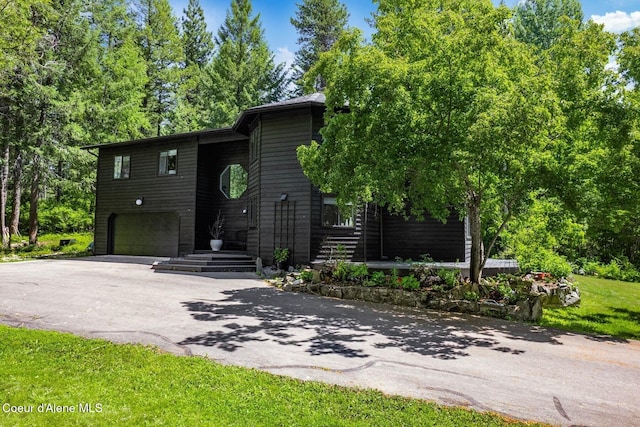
[{"left": 94, "top": 137, "right": 198, "bottom": 256}]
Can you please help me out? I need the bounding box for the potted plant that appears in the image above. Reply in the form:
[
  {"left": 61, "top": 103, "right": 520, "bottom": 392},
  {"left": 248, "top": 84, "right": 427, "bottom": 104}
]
[
  {"left": 208, "top": 210, "right": 225, "bottom": 251},
  {"left": 274, "top": 247, "right": 290, "bottom": 270}
]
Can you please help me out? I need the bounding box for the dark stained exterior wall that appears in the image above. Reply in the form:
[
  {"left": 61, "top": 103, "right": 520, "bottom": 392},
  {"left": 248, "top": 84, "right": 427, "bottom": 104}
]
[
  {"left": 382, "top": 211, "right": 466, "bottom": 262},
  {"left": 94, "top": 136, "right": 199, "bottom": 256},
  {"left": 255, "top": 109, "right": 314, "bottom": 265}
]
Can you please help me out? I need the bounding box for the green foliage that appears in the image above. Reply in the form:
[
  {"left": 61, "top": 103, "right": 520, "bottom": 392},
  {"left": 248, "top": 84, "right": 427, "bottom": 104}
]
[
  {"left": 513, "top": 0, "right": 584, "bottom": 50},
  {"left": 348, "top": 263, "right": 369, "bottom": 282},
  {"left": 291, "top": 0, "right": 348, "bottom": 93},
  {"left": 499, "top": 194, "right": 579, "bottom": 278},
  {"left": 1, "top": 233, "right": 93, "bottom": 261},
  {"left": 463, "top": 291, "right": 480, "bottom": 302},
  {"left": 332, "top": 261, "right": 368, "bottom": 283},
  {"left": 299, "top": 270, "right": 314, "bottom": 283},
  {"left": 400, "top": 275, "right": 420, "bottom": 291},
  {"left": 181, "top": 0, "right": 214, "bottom": 68},
  {"left": 497, "top": 283, "right": 517, "bottom": 304},
  {"left": 38, "top": 205, "right": 93, "bottom": 234},
  {"left": 437, "top": 269, "right": 460, "bottom": 289},
  {"left": 298, "top": 0, "right": 561, "bottom": 283},
  {"left": 273, "top": 247, "right": 290, "bottom": 263},
  {"left": 366, "top": 271, "right": 387, "bottom": 287},
  {"left": 333, "top": 260, "right": 350, "bottom": 281},
  {"left": 205, "top": 0, "right": 289, "bottom": 127},
  {"left": 136, "top": 0, "right": 185, "bottom": 136},
  {"left": 577, "top": 258, "right": 640, "bottom": 283}
]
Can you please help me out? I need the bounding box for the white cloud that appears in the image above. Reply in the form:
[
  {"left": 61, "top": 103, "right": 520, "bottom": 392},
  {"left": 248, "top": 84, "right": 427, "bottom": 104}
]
[
  {"left": 591, "top": 11, "right": 640, "bottom": 33},
  {"left": 275, "top": 46, "right": 295, "bottom": 69}
]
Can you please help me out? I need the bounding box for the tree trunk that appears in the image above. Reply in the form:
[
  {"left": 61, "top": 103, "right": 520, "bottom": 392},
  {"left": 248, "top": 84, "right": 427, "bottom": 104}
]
[
  {"left": 0, "top": 143, "right": 9, "bottom": 247},
  {"left": 28, "top": 160, "right": 40, "bottom": 245},
  {"left": 467, "top": 192, "right": 483, "bottom": 284},
  {"left": 10, "top": 150, "right": 23, "bottom": 237}
]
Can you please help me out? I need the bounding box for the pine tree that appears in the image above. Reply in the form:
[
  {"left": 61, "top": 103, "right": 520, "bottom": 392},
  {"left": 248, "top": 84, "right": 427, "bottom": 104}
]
[
  {"left": 89, "top": 0, "right": 150, "bottom": 142},
  {"left": 182, "top": 0, "right": 214, "bottom": 68},
  {"left": 135, "top": 0, "right": 184, "bottom": 136},
  {"left": 290, "top": 0, "right": 348, "bottom": 93},
  {"left": 205, "top": 0, "right": 289, "bottom": 128},
  {"left": 170, "top": 0, "right": 214, "bottom": 132}
]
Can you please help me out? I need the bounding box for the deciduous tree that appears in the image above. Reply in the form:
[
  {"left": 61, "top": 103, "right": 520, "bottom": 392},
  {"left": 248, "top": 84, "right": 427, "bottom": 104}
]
[{"left": 298, "top": 0, "right": 561, "bottom": 282}]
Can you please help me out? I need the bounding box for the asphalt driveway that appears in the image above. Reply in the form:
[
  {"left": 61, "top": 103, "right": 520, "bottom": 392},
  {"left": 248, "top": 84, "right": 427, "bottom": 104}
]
[{"left": 1, "top": 256, "right": 639, "bottom": 426}]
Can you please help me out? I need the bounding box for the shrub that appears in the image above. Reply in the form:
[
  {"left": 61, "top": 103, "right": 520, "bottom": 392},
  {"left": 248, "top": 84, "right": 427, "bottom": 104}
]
[
  {"left": 516, "top": 247, "right": 572, "bottom": 278},
  {"left": 437, "top": 269, "right": 460, "bottom": 289},
  {"left": 334, "top": 261, "right": 350, "bottom": 282},
  {"left": 400, "top": 275, "right": 420, "bottom": 290},
  {"left": 349, "top": 264, "right": 369, "bottom": 282},
  {"left": 366, "top": 271, "right": 387, "bottom": 287},
  {"left": 299, "top": 271, "right": 314, "bottom": 283},
  {"left": 573, "top": 257, "right": 640, "bottom": 282},
  {"left": 463, "top": 291, "right": 479, "bottom": 302},
  {"left": 38, "top": 205, "right": 93, "bottom": 233}
]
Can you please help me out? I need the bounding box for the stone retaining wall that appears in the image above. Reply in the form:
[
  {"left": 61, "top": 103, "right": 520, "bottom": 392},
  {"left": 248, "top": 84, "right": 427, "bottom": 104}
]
[{"left": 282, "top": 282, "right": 543, "bottom": 322}]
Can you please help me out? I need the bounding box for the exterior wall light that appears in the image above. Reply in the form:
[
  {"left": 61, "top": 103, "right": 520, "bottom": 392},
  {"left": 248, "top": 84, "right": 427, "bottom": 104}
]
[
  {"left": 280, "top": 193, "right": 288, "bottom": 201},
  {"left": 135, "top": 197, "right": 144, "bottom": 206}
]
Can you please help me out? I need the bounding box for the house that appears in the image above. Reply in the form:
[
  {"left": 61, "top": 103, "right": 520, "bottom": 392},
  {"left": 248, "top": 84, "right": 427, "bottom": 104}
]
[{"left": 86, "top": 93, "right": 471, "bottom": 266}]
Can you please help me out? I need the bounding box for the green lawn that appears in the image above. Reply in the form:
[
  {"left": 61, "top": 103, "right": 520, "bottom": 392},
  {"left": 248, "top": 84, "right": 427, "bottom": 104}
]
[
  {"left": 0, "top": 326, "right": 542, "bottom": 427},
  {"left": 1, "top": 232, "right": 93, "bottom": 262},
  {"left": 539, "top": 275, "right": 640, "bottom": 340}
]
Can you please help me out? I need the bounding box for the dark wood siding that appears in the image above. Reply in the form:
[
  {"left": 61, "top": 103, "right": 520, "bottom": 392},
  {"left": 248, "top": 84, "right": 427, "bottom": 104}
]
[
  {"left": 195, "top": 140, "right": 249, "bottom": 251},
  {"left": 246, "top": 120, "right": 261, "bottom": 258},
  {"left": 382, "top": 211, "right": 465, "bottom": 262},
  {"left": 257, "top": 109, "right": 313, "bottom": 265},
  {"left": 94, "top": 137, "right": 198, "bottom": 256}
]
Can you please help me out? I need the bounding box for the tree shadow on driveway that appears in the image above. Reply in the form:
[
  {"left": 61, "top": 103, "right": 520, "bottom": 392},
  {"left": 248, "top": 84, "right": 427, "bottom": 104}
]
[{"left": 179, "top": 287, "right": 567, "bottom": 361}]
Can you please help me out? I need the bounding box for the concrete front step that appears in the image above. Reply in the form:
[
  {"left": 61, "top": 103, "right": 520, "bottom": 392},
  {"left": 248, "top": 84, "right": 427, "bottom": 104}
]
[
  {"left": 152, "top": 263, "right": 256, "bottom": 273},
  {"left": 166, "top": 259, "right": 255, "bottom": 267},
  {"left": 152, "top": 250, "right": 256, "bottom": 273},
  {"left": 186, "top": 252, "right": 251, "bottom": 260}
]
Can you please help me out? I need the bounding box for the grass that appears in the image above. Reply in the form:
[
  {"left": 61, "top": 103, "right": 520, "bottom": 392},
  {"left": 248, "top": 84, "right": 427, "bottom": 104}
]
[
  {"left": 539, "top": 275, "right": 640, "bottom": 340},
  {"left": 0, "top": 326, "right": 542, "bottom": 427},
  {"left": 0, "top": 232, "right": 93, "bottom": 262}
]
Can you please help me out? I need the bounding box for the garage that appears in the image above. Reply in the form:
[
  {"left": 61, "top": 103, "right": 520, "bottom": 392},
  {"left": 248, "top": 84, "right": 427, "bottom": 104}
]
[{"left": 110, "top": 212, "right": 180, "bottom": 257}]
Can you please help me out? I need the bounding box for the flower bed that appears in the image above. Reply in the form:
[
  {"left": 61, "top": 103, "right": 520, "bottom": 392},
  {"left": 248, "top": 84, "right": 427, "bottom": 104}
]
[{"left": 266, "top": 262, "right": 580, "bottom": 323}]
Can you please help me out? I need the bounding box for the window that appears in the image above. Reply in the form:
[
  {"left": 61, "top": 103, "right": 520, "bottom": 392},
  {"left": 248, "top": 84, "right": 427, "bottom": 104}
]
[
  {"left": 220, "top": 164, "right": 248, "bottom": 199},
  {"left": 159, "top": 149, "right": 177, "bottom": 175},
  {"left": 322, "top": 197, "right": 355, "bottom": 228},
  {"left": 113, "top": 155, "right": 130, "bottom": 179}
]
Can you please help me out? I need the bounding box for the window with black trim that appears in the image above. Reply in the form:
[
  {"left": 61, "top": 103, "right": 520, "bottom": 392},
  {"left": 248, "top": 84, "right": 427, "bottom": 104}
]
[
  {"left": 220, "top": 164, "right": 247, "bottom": 199},
  {"left": 113, "top": 155, "right": 130, "bottom": 179},
  {"left": 159, "top": 149, "right": 177, "bottom": 175},
  {"left": 322, "top": 197, "right": 355, "bottom": 228}
]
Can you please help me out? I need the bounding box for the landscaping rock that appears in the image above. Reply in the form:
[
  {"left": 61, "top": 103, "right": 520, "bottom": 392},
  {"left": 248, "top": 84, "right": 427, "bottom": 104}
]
[{"left": 276, "top": 279, "right": 546, "bottom": 322}]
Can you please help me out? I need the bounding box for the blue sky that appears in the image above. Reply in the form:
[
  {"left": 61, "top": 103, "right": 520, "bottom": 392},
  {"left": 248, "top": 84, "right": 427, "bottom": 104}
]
[{"left": 168, "top": 0, "right": 640, "bottom": 67}]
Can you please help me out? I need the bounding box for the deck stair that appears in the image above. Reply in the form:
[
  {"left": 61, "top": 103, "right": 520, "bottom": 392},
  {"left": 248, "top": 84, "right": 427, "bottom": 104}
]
[
  {"left": 314, "top": 235, "right": 361, "bottom": 261},
  {"left": 152, "top": 250, "right": 256, "bottom": 273}
]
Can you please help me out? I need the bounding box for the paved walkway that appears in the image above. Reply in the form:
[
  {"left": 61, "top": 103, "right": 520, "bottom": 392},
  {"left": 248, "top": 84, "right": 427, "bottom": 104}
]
[{"left": 1, "top": 256, "right": 639, "bottom": 426}]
